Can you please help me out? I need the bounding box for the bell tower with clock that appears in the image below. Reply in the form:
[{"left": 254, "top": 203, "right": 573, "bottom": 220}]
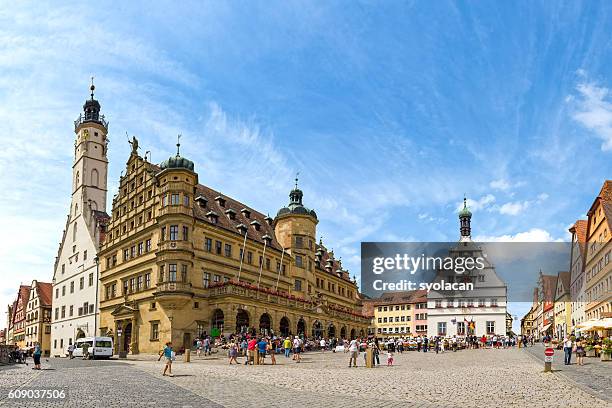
[{"left": 72, "top": 80, "right": 109, "bottom": 225}]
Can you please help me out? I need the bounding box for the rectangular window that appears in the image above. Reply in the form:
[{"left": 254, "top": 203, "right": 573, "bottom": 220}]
[
  {"left": 169, "top": 264, "right": 177, "bottom": 282},
  {"left": 378, "top": 318, "right": 382, "bottom": 323},
  {"left": 181, "top": 264, "right": 188, "bottom": 282},
  {"left": 70, "top": 281, "right": 74, "bottom": 293},
  {"left": 130, "top": 246, "right": 136, "bottom": 258},
  {"left": 137, "top": 275, "right": 143, "bottom": 291},
  {"left": 457, "top": 321, "right": 465, "bottom": 335},
  {"left": 486, "top": 321, "right": 495, "bottom": 334},
  {"left": 83, "top": 250, "right": 88, "bottom": 260},
  {"left": 247, "top": 251, "right": 253, "bottom": 264},
  {"left": 61, "top": 306, "right": 66, "bottom": 319},
  {"left": 146, "top": 239, "right": 151, "bottom": 252},
  {"left": 55, "top": 308, "right": 59, "bottom": 320},
  {"left": 89, "top": 273, "right": 94, "bottom": 287},
  {"left": 437, "top": 322, "right": 447, "bottom": 336},
  {"left": 183, "top": 226, "right": 189, "bottom": 241},
  {"left": 205, "top": 238, "right": 212, "bottom": 252},
  {"left": 224, "top": 243, "right": 232, "bottom": 257},
  {"left": 130, "top": 278, "right": 136, "bottom": 293},
  {"left": 294, "top": 279, "right": 302, "bottom": 291},
  {"left": 479, "top": 298, "right": 485, "bottom": 307},
  {"left": 161, "top": 226, "right": 166, "bottom": 241},
  {"left": 183, "top": 195, "right": 189, "bottom": 206},
  {"left": 214, "top": 274, "right": 220, "bottom": 283},
  {"left": 171, "top": 193, "right": 180, "bottom": 205},
  {"left": 266, "top": 258, "right": 271, "bottom": 270},
  {"left": 138, "top": 242, "right": 144, "bottom": 255},
  {"left": 124, "top": 249, "right": 129, "bottom": 261},
  {"left": 69, "top": 305, "right": 74, "bottom": 317},
  {"left": 80, "top": 277, "right": 84, "bottom": 290},
  {"left": 295, "top": 236, "right": 303, "bottom": 248},
  {"left": 295, "top": 255, "right": 303, "bottom": 268},
  {"left": 215, "top": 241, "right": 222, "bottom": 255},
  {"left": 151, "top": 322, "right": 159, "bottom": 341},
  {"left": 490, "top": 298, "right": 498, "bottom": 307},
  {"left": 159, "top": 265, "right": 165, "bottom": 283},
  {"left": 435, "top": 300, "right": 442, "bottom": 308},
  {"left": 145, "top": 273, "right": 151, "bottom": 288},
  {"left": 170, "top": 225, "right": 179, "bottom": 241},
  {"left": 203, "top": 272, "right": 210, "bottom": 288}
]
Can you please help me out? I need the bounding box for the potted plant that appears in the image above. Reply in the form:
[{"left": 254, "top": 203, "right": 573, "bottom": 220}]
[
  {"left": 600, "top": 339, "right": 612, "bottom": 362},
  {"left": 585, "top": 344, "right": 596, "bottom": 357}
]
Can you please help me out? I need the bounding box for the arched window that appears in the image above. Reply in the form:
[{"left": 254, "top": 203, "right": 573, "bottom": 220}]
[
  {"left": 91, "top": 169, "right": 99, "bottom": 187},
  {"left": 73, "top": 222, "right": 77, "bottom": 242},
  {"left": 74, "top": 203, "right": 78, "bottom": 216},
  {"left": 75, "top": 171, "right": 80, "bottom": 188}
]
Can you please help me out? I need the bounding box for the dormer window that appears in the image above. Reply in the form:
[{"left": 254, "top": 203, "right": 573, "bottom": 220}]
[
  {"left": 241, "top": 208, "right": 251, "bottom": 219},
  {"left": 225, "top": 208, "right": 236, "bottom": 220},
  {"left": 236, "top": 224, "right": 248, "bottom": 235},
  {"left": 215, "top": 196, "right": 226, "bottom": 208},
  {"left": 206, "top": 211, "right": 219, "bottom": 224},
  {"left": 250, "top": 220, "right": 261, "bottom": 231},
  {"left": 262, "top": 234, "right": 272, "bottom": 246},
  {"left": 195, "top": 195, "right": 207, "bottom": 208},
  {"left": 264, "top": 215, "right": 273, "bottom": 225}
]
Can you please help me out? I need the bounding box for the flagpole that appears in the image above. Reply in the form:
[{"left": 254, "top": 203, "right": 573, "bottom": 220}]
[
  {"left": 275, "top": 247, "right": 285, "bottom": 291},
  {"left": 257, "top": 239, "right": 267, "bottom": 289},
  {"left": 237, "top": 231, "right": 248, "bottom": 282}
]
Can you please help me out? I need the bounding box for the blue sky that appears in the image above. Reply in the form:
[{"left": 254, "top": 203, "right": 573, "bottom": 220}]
[{"left": 1, "top": 1, "right": 611, "bottom": 331}]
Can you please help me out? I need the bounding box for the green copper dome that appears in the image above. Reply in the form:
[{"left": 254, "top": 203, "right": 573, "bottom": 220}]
[
  {"left": 160, "top": 154, "right": 194, "bottom": 171},
  {"left": 458, "top": 197, "right": 472, "bottom": 218}
]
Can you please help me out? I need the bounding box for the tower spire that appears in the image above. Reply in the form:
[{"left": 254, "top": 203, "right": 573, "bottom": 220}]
[
  {"left": 176, "top": 134, "right": 181, "bottom": 156},
  {"left": 90, "top": 76, "right": 95, "bottom": 100},
  {"left": 458, "top": 195, "right": 472, "bottom": 240}
]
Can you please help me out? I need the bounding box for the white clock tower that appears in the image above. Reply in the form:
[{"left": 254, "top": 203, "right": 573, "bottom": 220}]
[{"left": 51, "top": 81, "right": 110, "bottom": 356}]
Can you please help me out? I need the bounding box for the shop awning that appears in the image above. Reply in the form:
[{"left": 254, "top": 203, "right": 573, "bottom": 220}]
[{"left": 540, "top": 323, "right": 552, "bottom": 333}]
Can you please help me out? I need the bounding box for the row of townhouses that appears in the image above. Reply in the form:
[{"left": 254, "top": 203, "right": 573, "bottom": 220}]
[{"left": 521, "top": 180, "right": 612, "bottom": 340}]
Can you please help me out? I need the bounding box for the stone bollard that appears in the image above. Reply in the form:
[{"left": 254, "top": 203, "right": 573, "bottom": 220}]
[
  {"left": 253, "top": 350, "right": 259, "bottom": 365},
  {"left": 185, "top": 348, "right": 191, "bottom": 363},
  {"left": 365, "top": 348, "right": 374, "bottom": 368}
]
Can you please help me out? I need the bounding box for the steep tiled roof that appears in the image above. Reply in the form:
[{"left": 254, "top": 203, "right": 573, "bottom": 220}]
[
  {"left": 192, "top": 184, "right": 282, "bottom": 251},
  {"left": 367, "top": 290, "right": 428, "bottom": 306},
  {"left": 37, "top": 282, "right": 53, "bottom": 307},
  {"left": 541, "top": 274, "right": 557, "bottom": 302},
  {"left": 557, "top": 271, "right": 570, "bottom": 292}
]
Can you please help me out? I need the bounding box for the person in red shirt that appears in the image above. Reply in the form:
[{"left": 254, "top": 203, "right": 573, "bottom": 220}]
[{"left": 245, "top": 338, "right": 257, "bottom": 365}]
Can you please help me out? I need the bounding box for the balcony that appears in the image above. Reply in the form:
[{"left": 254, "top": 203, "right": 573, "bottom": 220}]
[
  {"left": 74, "top": 113, "right": 108, "bottom": 131},
  {"left": 156, "top": 281, "right": 193, "bottom": 296}
]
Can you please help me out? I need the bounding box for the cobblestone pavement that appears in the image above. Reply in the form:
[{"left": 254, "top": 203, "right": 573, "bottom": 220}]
[
  {"left": 0, "top": 347, "right": 608, "bottom": 407},
  {"left": 0, "top": 359, "right": 220, "bottom": 408},
  {"left": 523, "top": 343, "right": 612, "bottom": 402}
]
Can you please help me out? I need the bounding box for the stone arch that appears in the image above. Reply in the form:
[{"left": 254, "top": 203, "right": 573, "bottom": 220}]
[
  {"left": 259, "top": 313, "right": 272, "bottom": 335},
  {"left": 91, "top": 168, "right": 99, "bottom": 187},
  {"left": 297, "top": 318, "right": 306, "bottom": 336},
  {"left": 327, "top": 323, "right": 336, "bottom": 339},
  {"left": 76, "top": 329, "right": 86, "bottom": 340},
  {"left": 359, "top": 329, "right": 365, "bottom": 338},
  {"left": 211, "top": 309, "right": 224, "bottom": 332},
  {"left": 236, "top": 309, "right": 250, "bottom": 334},
  {"left": 279, "top": 316, "right": 291, "bottom": 337},
  {"left": 312, "top": 320, "right": 323, "bottom": 338},
  {"left": 340, "top": 326, "right": 347, "bottom": 339}
]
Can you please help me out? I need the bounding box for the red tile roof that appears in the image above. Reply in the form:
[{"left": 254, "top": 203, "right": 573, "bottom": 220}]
[{"left": 37, "top": 282, "right": 53, "bottom": 307}]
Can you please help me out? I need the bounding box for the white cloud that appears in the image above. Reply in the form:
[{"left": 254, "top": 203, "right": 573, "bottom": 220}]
[
  {"left": 498, "top": 201, "right": 529, "bottom": 216},
  {"left": 489, "top": 179, "right": 511, "bottom": 191},
  {"left": 572, "top": 80, "right": 612, "bottom": 151},
  {"left": 458, "top": 194, "right": 496, "bottom": 212},
  {"left": 474, "top": 228, "right": 563, "bottom": 242}
]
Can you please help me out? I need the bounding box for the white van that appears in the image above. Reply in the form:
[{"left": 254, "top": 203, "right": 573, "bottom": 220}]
[{"left": 71, "top": 337, "right": 114, "bottom": 359}]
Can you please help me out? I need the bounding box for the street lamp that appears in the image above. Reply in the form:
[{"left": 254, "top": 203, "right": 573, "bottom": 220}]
[{"left": 93, "top": 256, "right": 100, "bottom": 358}]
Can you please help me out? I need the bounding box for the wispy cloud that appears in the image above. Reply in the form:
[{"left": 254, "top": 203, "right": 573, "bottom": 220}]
[{"left": 572, "top": 80, "right": 612, "bottom": 151}]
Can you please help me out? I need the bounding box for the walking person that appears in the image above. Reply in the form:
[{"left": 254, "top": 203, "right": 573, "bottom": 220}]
[
  {"left": 292, "top": 336, "right": 302, "bottom": 363},
  {"left": 257, "top": 338, "right": 268, "bottom": 365},
  {"left": 268, "top": 340, "right": 276, "bottom": 365},
  {"left": 283, "top": 337, "right": 292, "bottom": 358},
  {"left": 563, "top": 336, "right": 573, "bottom": 365},
  {"left": 158, "top": 342, "right": 174, "bottom": 377},
  {"left": 68, "top": 343, "right": 75, "bottom": 360},
  {"left": 228, "top": 341, "right": 239, "bottom": 365},
  {"left": 196, "top": 338, "right": 203, "bottom": 357},
  {"left": 82, "top": 341, "right": 90, "bottom": 360},
  {"left": 32, "top": 342, "right": 42, "bottom": 370},
  {"left": 348, "top": 337, "right": 359, "bottom": 367},
  {"left": 575, "top": 338, "right": 585, "bottom": 366},
  {"left": 245, "top": 337, "right": 257, "bottom": 365},
  {"left": 416, "top": 336, "right": 422, "bottom": 352}
]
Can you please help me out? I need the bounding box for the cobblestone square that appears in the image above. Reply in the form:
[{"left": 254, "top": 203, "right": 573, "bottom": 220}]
[{"left": 1, "top": 346, "right": 609, "bottom": 407}]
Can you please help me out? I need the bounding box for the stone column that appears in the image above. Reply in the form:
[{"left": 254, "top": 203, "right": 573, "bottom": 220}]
[{"left": 130, "top": 317, "right": 139, "bottom": 354}]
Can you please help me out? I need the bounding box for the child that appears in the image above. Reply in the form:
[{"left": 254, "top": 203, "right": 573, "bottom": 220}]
[
  {"left": 228, "top": 341, "right": 238, "bottom": 365},
  {"left": 158, "top": 342, "right": 174, "bottom": 377},
  {"left": 387, "top": 351, "right": 394, "bottom": 366}
]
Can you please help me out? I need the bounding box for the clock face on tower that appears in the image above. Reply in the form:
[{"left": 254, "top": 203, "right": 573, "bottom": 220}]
[{"left": 82, "top": 129, "right": 89, "bottom": 141}]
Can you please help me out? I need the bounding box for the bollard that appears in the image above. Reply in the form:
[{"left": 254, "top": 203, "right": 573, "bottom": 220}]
[
  {"left": 185, "top": 348, "right": 191, "bottom": 363},
  {"left": 365, "top": 348, "right": 373, "bottom": 368},
  {"left": 253, "top": 350, "right": 259, "bottom": 365},
  {"left": 544, "top": 347, "right": 554, "bottom": 372}
]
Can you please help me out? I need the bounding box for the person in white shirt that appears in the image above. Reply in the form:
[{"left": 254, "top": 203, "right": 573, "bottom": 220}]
[
  {"left": 293, "top": 336, "right": 302, "bottom": 363},
  {"left": 348, "top": 338, "right": 359, "bottom": 367},
  {"left": 320, "top": 338, "right": 326, "bottom": 351},
  {"left": 563, "top": 336, "right": 573, "bottom": 365}
]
